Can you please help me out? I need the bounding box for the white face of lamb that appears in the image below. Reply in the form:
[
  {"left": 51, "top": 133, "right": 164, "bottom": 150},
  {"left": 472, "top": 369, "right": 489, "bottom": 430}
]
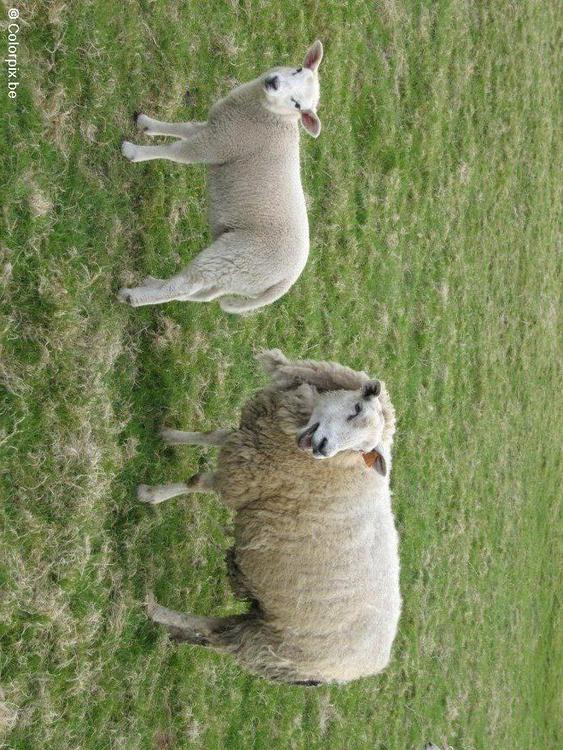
[
  {"left": 261, "top": 41, "right": 323, "bottom": 137},
  {"left": 263, "top": 66, "right": 319, "bottom": 114}
]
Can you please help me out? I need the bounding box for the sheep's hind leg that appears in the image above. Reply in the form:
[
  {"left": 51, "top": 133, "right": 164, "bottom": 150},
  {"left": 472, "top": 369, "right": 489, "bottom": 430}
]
[
  {"left": 135, "top": 114, "right": 206, "bottom": 139},
  {"left": 137, "top": 472, "right": 216, "bottom": 505},
  {"left": 147, "top": 595, "right": 250, "bottom": 647},
  {"left": 117, "top": 273, "right": 202, "bottom": 307},
  {"left": 161, "top": 428, "right": 232, "bottom": 447},
  {"left": 118, "top": 232, "right": 238, "bottom": 307}
]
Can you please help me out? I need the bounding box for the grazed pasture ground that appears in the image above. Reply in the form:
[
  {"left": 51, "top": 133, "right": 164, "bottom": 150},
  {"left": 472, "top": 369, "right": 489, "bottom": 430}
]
[{"left": 1, "top": 1, "right": 560, "bottom": 748}]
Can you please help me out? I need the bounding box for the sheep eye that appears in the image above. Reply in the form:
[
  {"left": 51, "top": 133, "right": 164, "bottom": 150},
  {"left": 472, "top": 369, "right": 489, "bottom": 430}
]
[
  {"left": 291, "top": 97, "right": 301, "bottom": 110},
  {"left": 348, "top": 403, "right": 362, "bottom": 421},
  {"left": 293, "top": 67, "right": 303, "bottom": 75}
]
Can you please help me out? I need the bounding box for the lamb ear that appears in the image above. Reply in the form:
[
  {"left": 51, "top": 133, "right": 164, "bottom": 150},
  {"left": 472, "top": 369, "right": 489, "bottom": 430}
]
[
  {"left": 362, "top": 448, "right": 387, "bottom": 476},
  {"left": 303, "top": 40, "right": 323, "bottom": 72},
  {"left": 300, "top": 110, "right": 321, "bottom": 138}
]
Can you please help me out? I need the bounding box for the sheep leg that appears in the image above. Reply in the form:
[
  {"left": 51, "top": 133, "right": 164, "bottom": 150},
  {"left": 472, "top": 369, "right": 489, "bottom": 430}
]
[
  {"left": 117, "top": 272, "right": 203, "bottom": 307},
  {"left": 160, "top": 428, "right": 232, "bottom": 447},
  {"left": 122, "top": 125, "right": 219, "bottom": 164},
  {"left": 135, "top": 114, "right": 206, "bottom": 139},
  {"left": 137, "top": 472, "right": 217, "bottom": 505},
  {"left": 118, "top": 233, "right": 240, "bottom": 307},
  {"left": 147, "top": 595, "right": 250, "bottom": 646}
]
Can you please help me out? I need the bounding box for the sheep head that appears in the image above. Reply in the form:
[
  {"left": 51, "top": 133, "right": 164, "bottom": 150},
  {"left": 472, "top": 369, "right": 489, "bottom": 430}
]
[
  {"left": 262, "top": 40, "right": 323, "bottom": 137},
  {"left": 297, "top": 380, "right": 388, "bottom": 474}
]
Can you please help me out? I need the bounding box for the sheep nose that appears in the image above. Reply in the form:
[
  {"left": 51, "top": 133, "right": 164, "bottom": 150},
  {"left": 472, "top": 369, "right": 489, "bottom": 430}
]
[
  {"left": 265, "top": 75, "right": 279, "bottom": 91},
  {"left": 313, "top": 437, "right": 328, "bottom": 456}
]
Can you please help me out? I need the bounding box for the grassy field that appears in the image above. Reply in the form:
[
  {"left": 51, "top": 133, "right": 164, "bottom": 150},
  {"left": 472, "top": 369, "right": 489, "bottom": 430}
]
[{"left": 1, "top": 1, "right": 561, "bottom": 748}]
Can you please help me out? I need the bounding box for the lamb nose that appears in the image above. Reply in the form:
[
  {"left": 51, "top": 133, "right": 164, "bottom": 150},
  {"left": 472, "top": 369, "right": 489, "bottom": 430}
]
[{"left": 265, "top": 75, "right": 279, "bottom": 90}]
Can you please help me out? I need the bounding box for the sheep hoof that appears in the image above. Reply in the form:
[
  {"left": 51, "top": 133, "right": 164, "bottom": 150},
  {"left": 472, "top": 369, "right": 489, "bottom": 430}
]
[
  {"left": 117, "top": 288, "right": 146, "bottom": 307},
  {"left": 121, "top": 140, "right": 138, "bottom": 161},
  {"left": 117, "top": 287, "right": 133, "bottom": 305},
  {"left": 137, "top": 484, "right": 158, "bottom": 504},
  {"left": 135, "top": 113, "right": 151, "bottom": 133}
]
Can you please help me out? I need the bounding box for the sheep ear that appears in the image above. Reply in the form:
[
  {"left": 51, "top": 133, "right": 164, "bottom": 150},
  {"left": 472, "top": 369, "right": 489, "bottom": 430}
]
[
  {"left": 300, "top": 110, "right": 321, "bottom": 138},
  {"left": 362, "top": 380, "right": 381, "bottom": 399},
  {"left": 256, "top": 348, "right": 287, "bottom": 372},
  {"left": 362, "top": 448, "right": 387, "bottom": 476},
  {"left": 303, "top": 40, "right": 323, "bottom": 72}
]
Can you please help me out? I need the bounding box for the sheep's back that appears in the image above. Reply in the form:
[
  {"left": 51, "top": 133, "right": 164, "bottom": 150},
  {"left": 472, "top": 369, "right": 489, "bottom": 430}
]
[{"left": 206, "top": 91, "right": 309, "bottom": 252}]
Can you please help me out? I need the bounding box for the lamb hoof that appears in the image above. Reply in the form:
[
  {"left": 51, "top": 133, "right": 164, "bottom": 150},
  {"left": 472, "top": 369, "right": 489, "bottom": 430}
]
[
  {"left": 117, "top": 288, "right": 147, "bottom": 307},
  {"left": 137, "top": 484, "right": 158, "bottom": 504},
  {"left": 117, "top": 287, "right": 133, "bottom": 305},
  {"left": 135, "top": 113, "right": 151, "bottom": 133},
  {"left": 121, "top": 140, "right": 138, "bottom": 161}
]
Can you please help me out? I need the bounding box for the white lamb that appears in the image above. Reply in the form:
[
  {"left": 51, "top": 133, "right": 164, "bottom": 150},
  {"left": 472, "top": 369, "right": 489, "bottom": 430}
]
[
  {"left": 118, "top": 41, "right": 323, "bottom": 313},
  {"left": 139, "top": 350, "right": 401, "bottom": 685}
]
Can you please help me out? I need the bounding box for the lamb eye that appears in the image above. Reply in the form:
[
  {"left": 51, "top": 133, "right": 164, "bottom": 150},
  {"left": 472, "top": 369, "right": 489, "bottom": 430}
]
[
  {"left": 291, "top": 97, "right": 301, "bottom": 110},
  {"left": 294, "top": 67, "right": 302, "bottom": 74},
  {"left": 348, "top": 403, "right": 362, "bottom": 421}
]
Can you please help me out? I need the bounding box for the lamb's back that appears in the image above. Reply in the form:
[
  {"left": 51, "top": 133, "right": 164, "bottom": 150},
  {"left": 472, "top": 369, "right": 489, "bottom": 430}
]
[{"left": 206, "top": 89, "right": 308, "bottom": 243}]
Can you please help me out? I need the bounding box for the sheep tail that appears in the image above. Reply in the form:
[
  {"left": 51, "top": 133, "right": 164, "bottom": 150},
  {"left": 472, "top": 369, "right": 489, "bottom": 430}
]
[
  {"left": 219, "top": 278, "right": 294, "bottom": 314},
  {"left": 256, "top": 352, "right": 370, "bottom": 392}
]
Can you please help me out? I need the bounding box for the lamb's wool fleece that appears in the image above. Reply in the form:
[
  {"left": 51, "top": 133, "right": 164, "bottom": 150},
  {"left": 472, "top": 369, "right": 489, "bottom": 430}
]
[
  {"left": 213, "top": 360, "right": 401, "bottom": 683},
  {"left": 193, "top": 80, "right": 309, "bottom": 312}
]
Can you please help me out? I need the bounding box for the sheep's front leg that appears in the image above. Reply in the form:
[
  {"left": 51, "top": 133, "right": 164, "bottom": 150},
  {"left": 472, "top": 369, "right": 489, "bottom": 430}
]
[
  {"left": 137, "top": 472, "right": 216, "bottom": 505},
  {"left": 160, "top": 428, "right": 232, "bottom": 447},
  {"left": 122, "top": 124, "right": 219, "bottom": 164},
  {"left": 135, "top": 113, "right": 206, "bottom": 139}
]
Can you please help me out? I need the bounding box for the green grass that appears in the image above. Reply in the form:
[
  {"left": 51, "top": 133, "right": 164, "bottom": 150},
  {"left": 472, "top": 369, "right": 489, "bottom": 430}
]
[{"left": 1, "top": 1, "right": 561, "bottom": 748}]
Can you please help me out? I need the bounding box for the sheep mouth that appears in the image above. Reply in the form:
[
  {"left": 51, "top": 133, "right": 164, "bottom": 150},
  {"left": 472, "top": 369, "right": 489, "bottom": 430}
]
[{"left": 297, "top": 422, "right": 319, "bottom": 451}]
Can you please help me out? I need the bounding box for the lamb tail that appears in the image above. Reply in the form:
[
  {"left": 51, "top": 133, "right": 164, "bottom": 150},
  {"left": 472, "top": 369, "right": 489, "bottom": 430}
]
[{"left": 219, "top": 278, "right": 294, "bottom": 314}]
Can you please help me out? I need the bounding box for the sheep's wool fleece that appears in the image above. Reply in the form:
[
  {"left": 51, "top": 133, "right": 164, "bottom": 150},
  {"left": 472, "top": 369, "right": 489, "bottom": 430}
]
[{"left": 215, "top": 383, "right": 401, "bottom": 683}]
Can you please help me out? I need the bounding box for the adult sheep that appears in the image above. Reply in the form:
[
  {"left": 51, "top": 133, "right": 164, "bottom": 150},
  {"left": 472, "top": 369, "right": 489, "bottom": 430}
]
[
  {"left": 140, "top": 350, "right": 401, "bottom": 685},
  {"left": 119, "top": 41, "right": 323, "bottom": 313}
]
